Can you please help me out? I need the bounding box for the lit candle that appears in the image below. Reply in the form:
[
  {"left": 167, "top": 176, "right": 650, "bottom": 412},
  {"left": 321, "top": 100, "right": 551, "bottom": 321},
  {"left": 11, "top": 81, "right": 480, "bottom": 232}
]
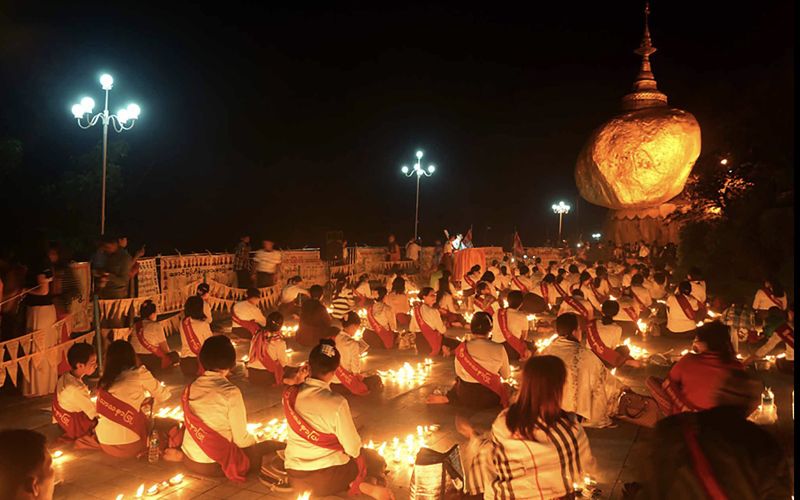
[
  {"left": 169, "top": 474, "right": 184, "bottom": 485},
  {"left": 135, "top": 484, "right": 145, "bottom": 498},
  {"left": 53, "top": 451, "right": 63, "bottom": 459},
  {"left": 116, "top": 495, "right": 123, "bottom": 500},
  {"left": 393, "top": 447, "right": 401, "bottom": 463},
  {"left": 146, "top": 484, "right": 160, "bottom": 496}
]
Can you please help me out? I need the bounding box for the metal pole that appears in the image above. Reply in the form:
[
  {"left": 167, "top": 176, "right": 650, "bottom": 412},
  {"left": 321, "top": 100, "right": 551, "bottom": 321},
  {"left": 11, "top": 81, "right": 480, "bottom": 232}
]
[
  {"left": 101, "top": 89, "right": 109, "bottom": 235},
  {"left": 558, "top": 213, "right": 563, "bottom": 243},
  {"left": 414, "top": 172, "right": 421, "bottom": 241},
  {"left": 93, "top": 294, "right": 104, "bottom": 370}
]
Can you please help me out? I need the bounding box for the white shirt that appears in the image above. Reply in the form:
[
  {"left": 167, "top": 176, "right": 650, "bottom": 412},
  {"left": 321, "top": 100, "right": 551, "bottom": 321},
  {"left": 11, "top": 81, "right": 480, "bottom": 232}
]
[
  {"left": 95, "top": 366, "right": 170, "bottom": 445},
  {"left": 332, "top": 332, "right": 361, "bottom": 383},
  {"left": 461, "top": 272, "right": 481, "bottom": 292},
  {"left": 385, "top": 291, "right": 410, "bottom": 314},
  {"left": 455, "top": 338, "right": 509, "bottom": 384},
  {"left": 594, "top": 320, "right": 623, "bottom": 347},
  {"left": 666, "top": 294, "right": 701, "bottom": 333},
  {"left": 281, "top": 284, "right": 307, "bottom": 304},
  {"left": 531, "top": 281, "right": 558, "bottom": 306},
  {"left": 509, "top": 275, "right": 532, "bottom": 293},
  {"left": 487, "top": 266, "right": 501, "bottom": 278},
  {"left": 621, "top": 273, "right": 633, "bottom": 288},
  {"left": 355, "top": 282, "right": 372, "bottom": 299},
  {"left": 232, "top": 300, "right": 266, "bottom": 327},
  {"left": 755, "top": 323, "right": 794, "bottom": 361},
  {"left": 385, "top": 274, "right": 412, "bottom": 291},
  {"left": 409, "top": 304, "right": 446, "bottom": 334},
  {"left": 563, "top": 273, "right": 580, "bottom": 290},
  {"left": 181, "top": 371, "right": 256, "bottom": 463},
  {"left": 557, "top": 295, "right": 594, "bottom": 318},
  {"left": 438, "top": 292, "right": 460, "bottom": 314},
  {"left": 630, "top": 285, "right": 653, "bottom": 308},
  {"left": 248, "top": 335, "right": 289, "bottom": 371},
  {"left": 202, "top": 299, "right": 213, "bottom": 324},
  {"left": 370, "top": 301, "right": 397, "bottom": 331},
  {"left": 473, "top": 297, "right": 500, "bottom": 316},
  {"left": 639, "top": 245, "right": 650, "bottom": 258},
  {"left": 128, "top": 319, "right": 167, "bottom": 355},
  {"left": 54, "top": 372, "right": 97, "bottom": 420},
  {"left": 580, "top": 283, "right": 603, "bottom": 312},
  {"left": 406, "top": 242, "right": 421, "bottom": 261},
  {"left": 284, "top": 378, "right": 362, "bottom": 471},
  {"left": 611, "top": 297, "right": 638, "bottom": 322},
  {"left": 494, "top": 273, "right": 511, "bottom": 290},
  {"left": 180, "top": 318, "right": 214, "bottom": 358},
  {"left": 645, "top": 280, "right": 668, "bottom": 301},
  {"left": 491, "top": 308, "right": 528, "bottom": 344},
  {"left": 254, "top": 249, "right": 282, "bottom": 273},
  {"left": 752, "top": 289, "right": 788, "bottom": 311},
  {"left": 690, "top": 280, "right": 707, "bottom": 304}
]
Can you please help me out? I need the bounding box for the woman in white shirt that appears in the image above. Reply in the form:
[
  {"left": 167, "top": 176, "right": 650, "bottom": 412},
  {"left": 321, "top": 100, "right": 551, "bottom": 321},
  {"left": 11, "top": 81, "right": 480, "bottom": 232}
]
[
  {"left": 330, "top": 313, "right": 383, "bottom": 396},
  {"left": 486, "top": 355, "right": 595, "bottom": 500},
  {"left": 385, "top": 277, "right": 411, "bottom": 328},
  {"left": 436, "top": 273, "right": 465, "bottom": 328},
  {"left": 495, "top": 265, "right": 512, "bottom": 296},
  {"left": 352, "top": 274, "right": 372, "bottom": 308},
  {"left": 473, "top": 282, "right": 500, "bottom": 317},
  {"left": 95, "top": 340, "right": 173, "bottom": 458},
  {"left": 363, "top": 287, "right": 397, "bottom": 349},
  {"left": 410, "top": 287, "right": 461, "bottom": 357},
  {"left": 180, "top": 296, "right": 215, "bottom": 377},
  {"left": 247, "top": 312, "right": 294, "bottom": 386},
  {"left": 666, "top": 281, "right": 701, "bottom": 334},
  {"left": 129, "top": 300, "right": 179, "bottom": 375},
  {"left": 279, "top": 276, "right": 309, "bottom": 319}
]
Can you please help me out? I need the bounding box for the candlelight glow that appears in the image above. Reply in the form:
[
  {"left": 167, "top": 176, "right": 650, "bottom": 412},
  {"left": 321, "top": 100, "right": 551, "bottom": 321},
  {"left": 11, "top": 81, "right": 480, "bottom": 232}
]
[
  {"left": 377, "top": 362, "right": 430, "bottom": 384},
  {"left": 135, "top": 484, "right": 144, "bottom": 498},
  {"left": 53, "top": 451, "right": 63, "bottom": 459},
  {"left": 168, "top": 474, "right": 183, "bottom": 485},
  {"left": 622, "top": 337, "right": 648, "bottom": 359},
  {"left": 535, "top": 334, "right": 558, "bottom": 351},
  {"left": 296, "top": 493, "right": 311, "bottom": 500}
]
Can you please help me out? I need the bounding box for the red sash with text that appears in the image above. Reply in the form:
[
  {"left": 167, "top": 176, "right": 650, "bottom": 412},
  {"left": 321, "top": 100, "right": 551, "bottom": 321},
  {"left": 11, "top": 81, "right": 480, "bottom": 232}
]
[
  {"left": 497, "top": 309, "right": 527, "bottom": 358},
  {"left": 474, "top": 296, "right": 496, "bottom": 316},
  {"left": 463, "top": 274, "right": 477, "bottom": 289},
  {"left": 366, "top": 306, "right": 394, "bottom": 349},
  {"left": 232, "top": 310, "right": 261, "bottom": 336},
  {"left": 563, "top": 296, "right": 589, "bottom": 318},
  {"left": 663, "top": 375, "right": 702, "bottom": 413},
  {"left": 249, "top": 333, "right": 284, "bottom": 386},
  {"left": 135, "top": 321, "right": 172, "bottom": 369},
  {"left": 675, "top": 294, "right": 698, "bottom": 322},
  {"left": 511, "top": 276, "right": 529, "bottom": 294},
  {"left": 455, "top": 343, "right": 508, "bottom": 407},
  {"left": 335, "top": 366, "right": 370, "bottom": 396},
  {"left": 774, "top": 323, "right": 794, "bottom": 349},
  {"left": 762, "top": 288, "right": 785, "bottom": 309},
  {"left": 414, "top": 305, "right": 442, "bottom": 355},
  {"left": 181, "top": 385, "right": 250, "bottom": 483},
  {"left": 181, "top": 318, "right": 205, "bottom": 375},
  {"left": 585, "top": 320, "right": 629, "bottom": 368},
  {"left": 283, "top": 386, "right": 367, "bottom": 496},
  {"left": 539, "top": 282, "right": 550, "bottom": 304},
  {"left": 554, "top": 282, "right": 569, "bottom": 298},
  {"left": 96, "top": 389, "right": 147, "bottom": 442},
  {"left": 52, "top": 394, "right": 95, "bottom": 440}
]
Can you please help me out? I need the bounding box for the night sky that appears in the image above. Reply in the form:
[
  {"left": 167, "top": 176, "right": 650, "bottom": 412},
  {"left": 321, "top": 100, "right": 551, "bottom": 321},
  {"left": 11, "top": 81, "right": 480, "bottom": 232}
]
[{"left": 0, "top": 1, "right": 793, "bottom": 255}]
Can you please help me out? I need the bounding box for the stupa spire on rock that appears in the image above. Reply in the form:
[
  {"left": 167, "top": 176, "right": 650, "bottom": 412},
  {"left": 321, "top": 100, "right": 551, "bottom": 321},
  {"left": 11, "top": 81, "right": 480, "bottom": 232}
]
[{"left": 621, "top": 2, "right": 668, "bottom": 110}]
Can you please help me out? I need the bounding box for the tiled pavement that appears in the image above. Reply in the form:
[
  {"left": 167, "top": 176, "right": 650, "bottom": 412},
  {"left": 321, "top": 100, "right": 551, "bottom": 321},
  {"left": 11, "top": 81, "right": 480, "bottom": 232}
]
[{"left": 0, "top": 320, "right": 794, "bottom": 500}]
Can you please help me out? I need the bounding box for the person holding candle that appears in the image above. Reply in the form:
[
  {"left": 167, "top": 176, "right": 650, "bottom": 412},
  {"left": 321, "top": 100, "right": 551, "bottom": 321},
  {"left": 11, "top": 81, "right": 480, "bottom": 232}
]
[
  {"left": 129, "top": 300, "right": 179, "bottom": 375},
  {"left": 330, "top": 313, "right": 383, "bottom": 396},
  {"left": 531, "top": 273, "right": 558, "bottom": 310},
  {"left": 485, "top": 355, "right": 596, "bottom": 500},
  {"left": 585, "top": 301, "right": 642, "bottom": 370},
  {"left": 180, "top": 296, "right": 215, "bottom": 376},
  {"left": 628, "top": 274, "right": 654, "bottom": 312},
  {"left": 295, "top": 285, "right": 332, "bottom": 347},
  {"left": 410, "top": 287, "right": 460, "bottom": 357},
  {"left": 182, "top": 335, "right": 286, "bottom": 483},
  {"left": 284, "top": 340, "right": 393, "bottom": 499},
  {"left": 509, "top": 265, "right": 532, "bottom": 295},
  {"left": 362, "top": 287, "right": 398, "bottom": 349},
  {"left": 0, "top": 429, "right": 56, "bottom": 500},
  {"left": 579, "top": 271, "right": 605, "bottom": 313},
  {"left": 231, "top": 288, "right": 266, "bottom": 340},
  {"left": 352, "top": 274, "right": 372, "bottom": 308},
  {"left": 52, "top": 343, "right": 100, "bottom": 448}
]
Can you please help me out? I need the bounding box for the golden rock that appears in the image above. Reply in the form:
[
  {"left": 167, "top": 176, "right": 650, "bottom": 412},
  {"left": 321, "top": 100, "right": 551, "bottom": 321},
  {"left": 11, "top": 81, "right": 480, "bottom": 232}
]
[{"left": 575, "top": 107, "right": 701, "bottom": 209}]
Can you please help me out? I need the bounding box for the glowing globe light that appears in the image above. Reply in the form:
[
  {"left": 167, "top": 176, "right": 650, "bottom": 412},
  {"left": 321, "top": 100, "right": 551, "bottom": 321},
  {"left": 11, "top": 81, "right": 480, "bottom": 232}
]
[
  {"left": 81, "top": 97, "right": 95, "bottom": 114},
  {"left": 117, "top": 109, "right": 130, "bottom": 123},
  {"left": 127, "top": 103, "right": 141, "bottom": 119},
  {"left": 100, "top": 74, "right": 114, "bottom": 90},
  {"left": 720, "top": 158, "right": 728, "bottom": 165},
  {"left": 428, "top": 165, "right": 435, "bottom": 173},
  {"left": 413, "top": 163, "right": 420, "bottom": 170},
  {"left": 401, "top": 166, "right": 409, "bottom": 174},
  {"left": 416, "top": 150, "right": 423, "bottom": 159},
  {"left": 71, "top": 104, "right": 85, "bottom": 118}
]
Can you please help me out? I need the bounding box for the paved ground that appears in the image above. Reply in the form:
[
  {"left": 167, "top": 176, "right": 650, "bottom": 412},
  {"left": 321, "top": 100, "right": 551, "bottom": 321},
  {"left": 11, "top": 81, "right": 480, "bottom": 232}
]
[{"left": 0, "top": 317, "right": 794, "bottom": 500}]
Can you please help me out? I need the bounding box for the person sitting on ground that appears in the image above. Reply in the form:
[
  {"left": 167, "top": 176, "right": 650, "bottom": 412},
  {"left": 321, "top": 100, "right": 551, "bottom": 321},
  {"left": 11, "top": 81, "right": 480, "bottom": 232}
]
[
  {"left": 493, "top": 290, "right": 532, "bottom": 362},
  {"left": 383, "top": 266, "right": 409, "bottom": 291},
  {"left": 296, "top": 285, "right": 332, "bottom": 347},
  {"left": 278, "top": 276, "right": 309, "bottom": 319},
  {"left": 646, "top": 272, "right": 669, "bottom": 302},
  {"left": 646, "top": 322, "right": 744, "bottom": 416},
  {"left": 180, "top": 296, "right": 215, "bottom": 376},
  {"left": 53, "top": 343, "right": 100, "bottom": 448},
  {"left": 435, "top": 272, "right": 465, "bottom": 328},
  {"left": 532, "top": 273, "right": 558, "bottom": 310},
  {"left": 509, "top": 265, "right": 532, "bottom": 295},
  {"left": 95, "top": 340, "right": 175, "bottom": 458},
  {"left": 579, "top": 271, "right": 605, "bottom": 313},
  {"left": 631, "top": 369, "right": 793, "bottom": 500},
  {"left": 586, "top": 301, "right": 643, "bottom": 370},
  {"left": 752, "top": 278, "right": 788, "bottom": 327},
  {"left": 478, "top": 271, "right": 497, "bottom": 296},
  {"left": 686, "top": 266, "right": 706, "bottom": 305},
  {"left": 363, "top": 287, "right": 397, "bottom": 349},
  {"left": 495, "top": 265, "right": 512, "bottom": 294},
  {"left": 410, "top": 287, "right": 461, "bottom": 357},
  {"left": 461, "top": 265, "right": 482, "bottom": 299},
  {"left": 629, "top": 274, "right": 654, "bottom": 311},
  {"left": 129, "top": 300, "right": 179, "bottom": 375},
  {"left": 665, "top": 281, "right": 702, "bottom": 335},
  {"left": 473, "top": 281, "right": 500, "bottom": 316},
  {"left": 552, "top": 270, "right": 571, "bottom": 301},
  {"left": 744, "top": 304, "right": 794, "bottom": 374},
  {"left": 283, "top": 340, "right": 394, "bottom": 499},
  {"left": 0, "top": 429, "right": 56, "bottom": 500},
  {"left": 541, "top": 313, "right": 627, "bottom": 428},
  {"left": 182, "top": 335, "right": 286, "bottom": 482},
  {"left": 352, "top": 274, "right": 371, "bottom": 307},
  {"left": 385, "top": 277, "right": 411, "bottom": 328},
  {"left": 427, "top": 312, "right": 510, "bottom": 409},
  {"left": 330, "top": 313, "right": 383, "bottom": 396},
  {"left": 196, "top": 283, "right": 213, "bottom": 324},
  {"left": 487, "top": 259, "right": 501, "bottom": 278},
  {"left": 484, "top": 355, "right": 596, "bottom": 500},
  {"left": 329, "top": 277, "right": 355, "bottom": 321},
  {"left": 564, "top": 264, "right": 581, "bottom": 291},
  {"left": 231, "top": 288, "right": 266, "bottom": 339},
  {"left": 247, "top": 312, "right": 294, "bottom": 386},
  {"left": 429, "top": 262, "right": 446, "bottom": 288}
]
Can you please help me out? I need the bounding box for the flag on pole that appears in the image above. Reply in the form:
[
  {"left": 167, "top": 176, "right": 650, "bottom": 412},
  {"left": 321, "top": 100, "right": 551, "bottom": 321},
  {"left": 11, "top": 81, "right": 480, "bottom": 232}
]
[
  {"left": 513, "top": 230, "right": 524, "bottom": 256},
  {"left": 463, "top": 226, "right": 473, "bottom": 248}
]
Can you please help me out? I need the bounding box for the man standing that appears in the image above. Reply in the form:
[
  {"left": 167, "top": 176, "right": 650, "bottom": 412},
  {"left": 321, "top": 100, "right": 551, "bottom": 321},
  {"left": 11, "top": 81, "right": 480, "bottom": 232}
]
[
  {"left": 234, "top": 235, "right": 253, "bottom": 289},
  {"left": 386, "top": 235, "right": 401, "bottom": 262},
  {"left": 99, "top": 235, "right": 132, "bottom": 299},
  {"left": 405, "top": 237, "right": 421, "bottom": 264},
  {"left": 254, "top": 239, "right": 282, "bottom": 288},
  {"left": 442, "top": 234, "right": 457, "bottom": 273}
]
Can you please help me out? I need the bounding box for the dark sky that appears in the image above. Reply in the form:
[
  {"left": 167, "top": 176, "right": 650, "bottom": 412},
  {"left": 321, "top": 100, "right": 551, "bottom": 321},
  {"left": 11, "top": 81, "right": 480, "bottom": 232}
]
[{"left": 0, "top": 0, "right": 793, "bottom": 254}]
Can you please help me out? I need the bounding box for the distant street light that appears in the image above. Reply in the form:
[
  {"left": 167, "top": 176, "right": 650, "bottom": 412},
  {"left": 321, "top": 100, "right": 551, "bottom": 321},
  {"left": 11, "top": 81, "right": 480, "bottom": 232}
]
[
  {"left": 552, "top": 201, "right": 571, "bottom": 244},
  {"left": 401, "top": 150, "right": 435, "bottom": 241},
  {"left": 71, "top": 74, "right": 140, "bottom": 235},
  {"left": 592, "top": 233, "right": 602, "bottom": 240}
]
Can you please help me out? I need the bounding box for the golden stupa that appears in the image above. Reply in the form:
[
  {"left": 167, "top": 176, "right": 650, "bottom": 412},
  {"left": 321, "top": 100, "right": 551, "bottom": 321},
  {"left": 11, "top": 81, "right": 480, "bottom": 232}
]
[{"left": 575, "top": 3, "right": 701, "bottom": 210}]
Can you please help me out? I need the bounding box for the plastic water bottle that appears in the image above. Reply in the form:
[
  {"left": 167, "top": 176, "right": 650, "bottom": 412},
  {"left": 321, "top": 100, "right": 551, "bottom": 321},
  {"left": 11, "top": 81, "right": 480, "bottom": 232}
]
[{"left": 148, "top": 430, "right": 160, "bottom": 464}]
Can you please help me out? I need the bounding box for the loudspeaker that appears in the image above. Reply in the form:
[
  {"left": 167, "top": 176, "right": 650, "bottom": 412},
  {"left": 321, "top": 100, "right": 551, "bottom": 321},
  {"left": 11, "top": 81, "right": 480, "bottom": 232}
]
[{"left": 323, "top": 230, "right": 344, "bottom": 261}]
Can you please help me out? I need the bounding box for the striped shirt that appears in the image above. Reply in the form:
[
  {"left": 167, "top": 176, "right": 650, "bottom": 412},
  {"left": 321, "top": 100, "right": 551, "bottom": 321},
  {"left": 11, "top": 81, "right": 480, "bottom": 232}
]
[
  {"left": 487, "top": 409, "right": 595, "bottom": 500},
  {"left": 330, "top": 291, "right": 354, "bottom": 320}
]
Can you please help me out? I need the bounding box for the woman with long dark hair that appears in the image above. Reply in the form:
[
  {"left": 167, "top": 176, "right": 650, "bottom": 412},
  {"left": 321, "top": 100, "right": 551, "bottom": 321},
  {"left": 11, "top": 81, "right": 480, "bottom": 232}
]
[
  {"left": 385, "top": 277, "right": 411, "bottom": 328},
  {"left": 486, "top": 355, "right": 595, "bottom": 499},
  {"left": 180, "top": 295, "right": 215, "bottom": 376},
  {"left": 436, "top": 272, "right": 465, "bottom": 328},
  {"left": 362, "top": 287, "right": 397, "bottom": 349}
]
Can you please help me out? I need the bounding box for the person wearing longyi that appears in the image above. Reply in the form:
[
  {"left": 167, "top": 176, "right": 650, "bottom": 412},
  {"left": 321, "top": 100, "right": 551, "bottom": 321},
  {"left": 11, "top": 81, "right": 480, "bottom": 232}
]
[
  {"left": 665, "top": 281, "right": 701, "bottom": 334},
  {"left": 247, "top": 312, "right": 293, "bottom": 387},
  {"left": 472, "top": 281, "right": 500, "bottom": 316},
  {"left": 492, "top": 291, "right": 532, "bottom": 361},
  {"left": 410, "top": 287, "right": 460, "bottom": 357},
  {"left": 284, "top": 340, "right": 394, "bottom": 499},
  {"left": 129, "top": 300, "right": 179, "bottom": 375},
  {"left": 180, "top": 296, "right": 214, "bottom": 376},
  {"left": 427, "top": 312, "right": 510, "bottom": 409},
  {"left": 196, "top": 283, "right": 213, "bottom": 324},
  {"left": 585, "top": 301, "right": 642, "bottom": 370},
  {"left": 295, "top": 285, "right": 332, "bottom": 347},
  {"left": 53, "top": 343, "right": 99, "bottom": 447},
  {"left": 95, "top": 340, "right": 172, "bottom": 458},
  {"left": 362, "top": 287, "right": 397, "bottom": 349},
  {"left": 330, "top": 313, "right": 383, "bottom": 396},
  {"left": 232, "top": 287, "right": 266, "bottom": 340},
  {"left": 182, "top": 336, "right": 286, "bottom": 483}
]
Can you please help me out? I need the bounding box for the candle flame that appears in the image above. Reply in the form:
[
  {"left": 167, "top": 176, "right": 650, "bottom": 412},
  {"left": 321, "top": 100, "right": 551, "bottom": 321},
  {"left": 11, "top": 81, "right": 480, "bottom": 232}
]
[
  {"left": 535, "top": 334, "right": 558, "bottom": 351},
  {"left": 135, "top": 484, "right": 144, "bottom": 498},
  {"left": 296, "top": 492, "right": 311, "bottom": 500},
  {"left": 53, "top": 451, "right": 63, "bottom": 458}
]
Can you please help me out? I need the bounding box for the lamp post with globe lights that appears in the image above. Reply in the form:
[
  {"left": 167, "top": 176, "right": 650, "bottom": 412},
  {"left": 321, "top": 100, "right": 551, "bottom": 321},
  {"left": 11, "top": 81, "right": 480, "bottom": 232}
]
[
  {"left": 401, "top": 150, "right": 435, "bottom": 241},
  {"left": 552, "top": 201, "right": 570, "bottom": 244},
  {"left": 71, "top": 74, "right": 140, "bottom": 235}
]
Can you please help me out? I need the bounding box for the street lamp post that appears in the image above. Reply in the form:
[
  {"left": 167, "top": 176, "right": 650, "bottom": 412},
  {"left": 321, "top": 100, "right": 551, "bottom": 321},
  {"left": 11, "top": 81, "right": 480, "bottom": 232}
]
[
  {"left": 552, "top": 201, "right": 571, "bottom": 244},
  {"left": 401, "top": 150, "right": 435, "bottom": 241},
  {"left": 71, "top": 74, "right": 140, "bottom": 235}
]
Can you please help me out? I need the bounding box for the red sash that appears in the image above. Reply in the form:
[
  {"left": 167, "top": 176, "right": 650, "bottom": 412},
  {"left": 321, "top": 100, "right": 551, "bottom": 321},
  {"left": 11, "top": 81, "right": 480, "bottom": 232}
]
[
  {"left": 283, "top": 385, "right": 367, "bottom": 496},
  {"left": 181, "top": 318, "right": 205, "bottom": 375},
  {"left": 588, "top": 281, "right": 606, "bottom": 304},
  {"left": 249, "top": 333, "right": 284, "bottom": 386},
  {"left": 663, "top": 375, "right": 702, "bottom": 413},
  {"left": 353, "top": 288, "right": 367, "bottom": 306},
  {"left": 563, "top": 296, "right": 589, "bottom": 318},
  {"left": 232, "top": 309, "right": 261, "bottom": 336},
  {"left": 774, "top": 323, "right": 794, "bottom": 349},
  {"left": 181, "top": 384, "right": 250, "bottom": 483},
  {"left": 414, "top": 305, "right": 442, "bottom": 355},
  {"left": 629, "top": 287, "right": 647, "bottom": 310},
  {"left": 554, "top": 282, "right": 569, "bottom": 298},
  {"left": 675, "top": 294, "right": 697, "bottom": 321},
  {"left": 335, "top": 366, "right": 370, "bottom": 396},
  {"left": 52, "top": 393, "right": 95, "bottom": 440},
  {"left": 96, "top": 389, "right": 147, "bottom": 442},
  {"left": 511, "top": 276, "right": 529, "bottom": 294},
  {"left": 497, "top": 309, "right": 527, "bottom": 358},
  {"left": 366, "top": 305, "right": 394, "bottom": 349},
  {"left": 135, "top": 321, "right": 171, "bottom": 370},
  {"left": 762, "top": 288, "right": 785, "bottom": 309},
  {"left": 585, "top": 320, "right": 629, "bottom": 368},
  {"left": 463, "top": 274, "right": 477, "bottom": 289},
  {"left": 622, "top": 306, "right": 638, "bottom": 323},
  {"left": 455, "top": 343, "right": 508, "bottom": 407},
  {"left": 474, "top": 296, "right": 496, "bottom": 316},
  {"left": 539, "top": 282, "right": 550, "bottom": 304}
]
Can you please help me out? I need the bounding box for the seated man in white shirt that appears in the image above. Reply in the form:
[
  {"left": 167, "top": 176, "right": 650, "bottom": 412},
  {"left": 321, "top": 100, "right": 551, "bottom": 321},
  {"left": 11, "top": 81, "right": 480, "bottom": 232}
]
[
  {"left": 509, "top": 265, "right": 533, "bottom": 295},
  {"left": 182, "top": 335, "right": 286, "bottom": 482},
  {"left": 427, "top": 312, "right": 510, "bottom": 409},
  {"left": 687, "top": 266, "right": 707, "bottom": 304},
  {"left": 284, "top": 340, "right": 393, "bottom": 499},
  {"left": 647, "top": 272, "right": 669, "bottom": 302},
  {"left": 330, "top": 313, "right": 383, "bottom": 396},
  {"left": 279, "top": 276, "right": 309, "bottom": 319},
  {"left": 53, "top": 343, "right": 100, "bottom": 448},
  {"left": 129, "top": 300, "right": 179, "bottom": 375},
  {"left": 492, "top": 291, "right": 532, "bottom": 361},
  {"left": 231, "top": 288, "right": 267, "bottom": 340},
  {"left": 532, "top": 273, "right": 558, "bottom": 310},
  {"left": 558, "top": 288, "right": 594, "bottom": 331},
  {"left": 461, "top": 265, "right": 483, "bottom": 298}
]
